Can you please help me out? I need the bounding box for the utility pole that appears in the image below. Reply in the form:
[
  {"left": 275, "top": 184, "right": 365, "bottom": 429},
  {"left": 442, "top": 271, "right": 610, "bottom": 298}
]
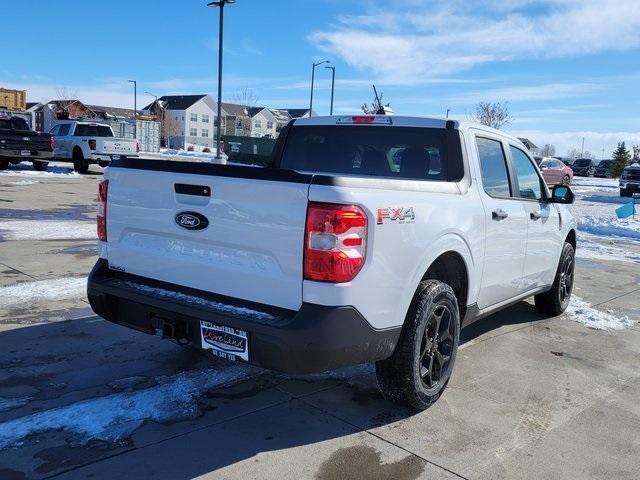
[
  {"left": 128, "top": 80, "right": 137, "bottom": 139},
  {"left": 446, "top": 108, "right": 451, "bottom": 119},
  {"left": 208, "top": 0, "right": 236, "bottom": 162},
  {"left": 581, "top": 137, "right": 585, "bottom": 157},
  {"left": 310, "top": 60, "right": 330, "bottom": 117},
  {"left": 325, "top": 65, "right": 335, "bottom": 115}
]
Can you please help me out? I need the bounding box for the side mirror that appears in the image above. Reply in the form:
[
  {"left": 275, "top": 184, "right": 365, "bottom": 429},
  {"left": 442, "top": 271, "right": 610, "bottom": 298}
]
[{"left": 551, "top": 184, "right": 574, "bottom": 204}]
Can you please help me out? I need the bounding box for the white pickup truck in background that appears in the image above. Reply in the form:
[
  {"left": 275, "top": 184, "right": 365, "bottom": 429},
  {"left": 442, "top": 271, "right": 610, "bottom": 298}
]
[
  {"left": 88, "top": 115, "right": 577, "bottom": 410},
  {"left": 50, "top": 121, "right": 139, "bottom": 173}
]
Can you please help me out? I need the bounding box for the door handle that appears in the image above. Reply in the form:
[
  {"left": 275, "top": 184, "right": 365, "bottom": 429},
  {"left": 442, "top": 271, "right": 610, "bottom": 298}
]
[
  {"left": 530, "top": 211, "right": 542, "bottom": 220},
  {"left": 492, "top": 209, "right": 508, "bottom": 221}
]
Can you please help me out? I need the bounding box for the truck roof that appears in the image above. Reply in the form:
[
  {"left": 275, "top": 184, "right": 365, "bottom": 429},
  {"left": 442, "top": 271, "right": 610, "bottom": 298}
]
[
  {"left": 292, "top": 115, "right": 526, "bottom": 149},
  {"left": 59, "top": 120, "right": 111, "bottom": 127}
]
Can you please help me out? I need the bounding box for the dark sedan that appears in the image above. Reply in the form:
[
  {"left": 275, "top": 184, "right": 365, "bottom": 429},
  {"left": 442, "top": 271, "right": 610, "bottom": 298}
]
[{"left": 571, "top": 158, "right": 596, "bottom": 177}]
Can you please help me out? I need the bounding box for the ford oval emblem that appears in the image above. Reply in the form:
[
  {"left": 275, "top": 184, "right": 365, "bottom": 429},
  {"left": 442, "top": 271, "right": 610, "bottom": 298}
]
[{"left": 175, "top": 212, "right": 209, "bottom": 231}]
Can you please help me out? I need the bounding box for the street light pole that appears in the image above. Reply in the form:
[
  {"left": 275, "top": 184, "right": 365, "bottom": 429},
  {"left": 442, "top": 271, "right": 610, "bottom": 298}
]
[
  {"left": 309, "top": 60, "right": 329, "bottom": 117},
  {"left": 446, "top": 108, "right": 451, "bottom": 118},
  {"left": 128, "top": 80, "right": 137, "bottom": 139},
  {"left": 208, "top": 0, "right": 236, "bottom": 162},
  {"left": 325, "top": 65, "right": 335, "bottom": 115}
]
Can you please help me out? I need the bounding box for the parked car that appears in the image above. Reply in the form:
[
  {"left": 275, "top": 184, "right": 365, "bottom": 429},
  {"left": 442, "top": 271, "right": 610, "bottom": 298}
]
[
  {"left": 620, "top": 162, "right": 640, "bottom": 197},
  {"left": 50, "top": 121, "right": 139, "bottom": 174},
  {"left": 539, "top": 158, "right": 573, "bottom": 185},
  {"left": 87, "top": 115, "right": 577, "bottom": 411},
  {"left": 594, "top": 159, "right": 613, "bottom": 178},
  {"left": 557, "top": 157, "right": 575, "bottom": 167},
  {"left": 571, "top": 158, "right": 596, "bottom": 177},
  {"left": 0, "top": 114, "right": 53, "bottom": 171}
]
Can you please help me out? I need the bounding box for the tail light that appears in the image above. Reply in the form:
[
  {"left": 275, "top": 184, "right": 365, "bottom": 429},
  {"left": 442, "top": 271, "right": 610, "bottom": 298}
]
[
  {"left": 88, "top": 139, "right": 97, "bottom": 150},
  {"left": 97, "top": 180, "right": 109, "bottom": 241},
  {"left": 304, "top": 202, "right": 367, "bottom": 283},
  {"left": 50, "top": 136, "right": 55, "bottom": 150}
]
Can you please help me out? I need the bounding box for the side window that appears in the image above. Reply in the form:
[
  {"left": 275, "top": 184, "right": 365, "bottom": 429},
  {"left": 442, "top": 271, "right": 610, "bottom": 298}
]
[
  {"left": 510, "top": 146, "right": 543, "bottom": 201},
  {"left": 59, "top": 124, "right": 70, "bottom": 136},
  {"left": 50, "top": 125, "right": 60, "bottom": 136},
  {"left": 476, "top": 137, "right": 511, "bottom": 197}
]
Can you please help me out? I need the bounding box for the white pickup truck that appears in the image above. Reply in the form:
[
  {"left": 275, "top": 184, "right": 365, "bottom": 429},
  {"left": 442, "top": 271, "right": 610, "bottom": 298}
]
[
  {"left": 88, "top": 115, "right": 577, "bottom": 409},
  {"left": 50, "top": 121, "right": 139, "bottom": 173}
]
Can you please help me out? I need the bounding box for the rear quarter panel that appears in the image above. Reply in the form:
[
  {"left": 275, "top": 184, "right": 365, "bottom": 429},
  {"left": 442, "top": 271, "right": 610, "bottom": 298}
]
[{"left": 304, "top": 182, "right": 485, "bottom": 330}]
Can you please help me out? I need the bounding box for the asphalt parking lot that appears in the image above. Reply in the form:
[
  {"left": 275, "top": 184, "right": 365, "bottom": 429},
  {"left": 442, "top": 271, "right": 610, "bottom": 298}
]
[{"left": 1, "top": 162, "right": 639, "bottom": 479}]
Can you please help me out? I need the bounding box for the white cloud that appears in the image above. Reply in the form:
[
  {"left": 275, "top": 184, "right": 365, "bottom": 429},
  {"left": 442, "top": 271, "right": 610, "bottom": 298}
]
[
  {"left": 507, "top": 129, "right": 640, "bottom": 157},
  {"left": 310, "top": 0, "right": 640, "bottom": 84}
]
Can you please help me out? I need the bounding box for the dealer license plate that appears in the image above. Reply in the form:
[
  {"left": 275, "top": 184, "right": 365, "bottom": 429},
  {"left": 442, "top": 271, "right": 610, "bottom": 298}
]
[
  {"left": 20, "top": 150, "right": 31, "bottom": 156},
  {"left": 200, "top": 321, "right": 249, "bottom": 361}
]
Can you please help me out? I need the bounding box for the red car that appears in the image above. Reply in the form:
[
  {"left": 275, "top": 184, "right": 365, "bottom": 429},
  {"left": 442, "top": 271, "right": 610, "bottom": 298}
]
[{"left": 539, "top": 158, "right": 573, "bottom": 185}]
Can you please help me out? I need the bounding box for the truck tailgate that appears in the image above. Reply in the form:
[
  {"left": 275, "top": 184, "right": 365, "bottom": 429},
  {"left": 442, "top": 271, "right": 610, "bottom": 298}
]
[
  {"left": 101, "top": 139, "right": 136, "bottom": 155},
  {"left": 105, "top": 165, "right": 311, "bottom": 310}
]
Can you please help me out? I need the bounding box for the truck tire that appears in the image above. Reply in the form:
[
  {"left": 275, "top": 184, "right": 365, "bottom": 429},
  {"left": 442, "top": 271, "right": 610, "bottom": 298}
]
[
  {"left": 375, "top": 280, "right": 460, "bottom": 410},
  {"left": 32, "top": 160, "right": 48, "bottom": 171},
  {"left": 73, "top": 149, "right": 89, "bottom": 174},
  {"left": 534, "top": 242, "right": 575, "bottom": 316},
  {"left": 0, "top": 159, "right": 8, "bottom": 170}
]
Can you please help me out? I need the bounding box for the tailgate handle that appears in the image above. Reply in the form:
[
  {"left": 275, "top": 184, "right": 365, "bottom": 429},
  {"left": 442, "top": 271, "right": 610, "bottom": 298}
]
[{"left": 175, "top": 184, "right": 211, "bottom": 197}]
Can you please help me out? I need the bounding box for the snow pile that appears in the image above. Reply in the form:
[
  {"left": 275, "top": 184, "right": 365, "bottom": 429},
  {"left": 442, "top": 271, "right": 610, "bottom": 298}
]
[
  {"left": 0, "top": 365, "right": 255, "bottom": 450},
  {"left": 0, "top": 397, "right": 32, "bottom": 413},
  {"left": 565, "top": 296, "right": 635, "bottom": 331},
  {"left": 0, "top": 277, "right": 87, "bottom": 310},
  {"left": 0, "top": 220, "right": 96, "bottom": 241},
  {"left": 142, "top": 149, "right": 228, "bottom": 164},
  {"left": 0, "top": 163, "right": 78, "bottom": 177},
  {"left": 577, "top": 215, "right": 640, "bottom": 241},
  {"left": 122, "top": 281, "right": 276, "bottom": 321}
]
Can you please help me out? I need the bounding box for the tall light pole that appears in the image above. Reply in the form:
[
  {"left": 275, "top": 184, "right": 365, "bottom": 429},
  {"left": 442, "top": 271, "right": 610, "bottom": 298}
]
[
  {"left": 310, "top": 60, "right": 329, "bottom": 117},
  {"left": 128, "top": 80, "right": 137, "bottom": 139},
  {"left": 581, "top": 137, "right": 585, "bottom": 157},
  {"left": 208, "top": 0, "right": 236, "bottom": 162},
  {"left": 446, "top": 108, "right": 451, "bottom": 118},
  {"left": 325, "top": 65, "right": 335, "bottom": 115}
]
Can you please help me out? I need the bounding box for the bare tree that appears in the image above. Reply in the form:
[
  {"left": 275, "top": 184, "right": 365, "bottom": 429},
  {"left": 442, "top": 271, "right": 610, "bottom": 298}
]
[
  {"left": 232, "top": 87, "right": 260, "bottom": 108},
  {"left": 470, "top": 101, "right": 512, "bottom": 129},
  {"left": 632, "top": 145, "right": 640, "bottom": 162},
  {"left": 541, "top": 144, "right": 556, "bottom": 157},
  {"left": 361, "top": 92, "right": 392, "bottom": 114},
  {"left": 161, "top": 113, "right": 182, "bottom": 149},
  {"left": 55, "top": 86, "right": 78, "bottom": 102}
]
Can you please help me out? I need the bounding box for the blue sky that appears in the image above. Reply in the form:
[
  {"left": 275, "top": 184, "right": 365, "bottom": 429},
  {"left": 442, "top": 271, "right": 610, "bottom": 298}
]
[{"left": 2, "top": 0, "right": 639, "bottom": 155}]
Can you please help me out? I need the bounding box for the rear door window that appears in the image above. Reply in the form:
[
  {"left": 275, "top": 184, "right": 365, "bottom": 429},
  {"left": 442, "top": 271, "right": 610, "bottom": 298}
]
[
  {"left": 476, "top": 137, "right": 511, "bottom": 197},
  {"left": 58, "top": 124, "right": 71, "bottom": 136},
  {"left": 280, "top": 125, "right": 462, "bottom": 181},
  {"left": 74, "top": 124, "right": 113, "bottom": 137}
]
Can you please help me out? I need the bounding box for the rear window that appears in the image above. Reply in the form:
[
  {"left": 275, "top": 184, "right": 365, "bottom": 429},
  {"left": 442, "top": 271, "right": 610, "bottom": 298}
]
[
  {"left": 279, "top": 125, "right": 463, "bottom": 181},
  {"left": 74, "top": 124, "right": 113, "bottom": 137}
]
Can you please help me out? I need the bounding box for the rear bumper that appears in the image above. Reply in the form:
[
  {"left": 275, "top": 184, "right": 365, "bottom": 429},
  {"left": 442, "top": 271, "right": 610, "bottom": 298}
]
[
  {"left": 0, "top": 149, "right": 53, "bottom": 160},
  {"left": 87, "top": 259, "right": 400, "bottom": 374}
]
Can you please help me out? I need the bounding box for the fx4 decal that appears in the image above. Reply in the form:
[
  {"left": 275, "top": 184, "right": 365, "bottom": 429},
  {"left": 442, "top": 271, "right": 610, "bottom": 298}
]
[{"left": 377, "top": 207, "right": 416, "bottom": 225}]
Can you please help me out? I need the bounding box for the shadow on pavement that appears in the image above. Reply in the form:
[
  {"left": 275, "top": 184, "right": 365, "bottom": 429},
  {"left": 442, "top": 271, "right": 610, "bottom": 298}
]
[{"left": 0, "top": 299, "right": 552, "bottom": 479}]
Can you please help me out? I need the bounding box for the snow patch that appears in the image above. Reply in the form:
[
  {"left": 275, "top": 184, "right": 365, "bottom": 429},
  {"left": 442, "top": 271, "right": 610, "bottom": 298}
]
[
  {"left": 142, "top": 149, "right": 228, "bottom": 164},
  {"left": 0, "top": 220, "right": 96, "bottom": 241},
  {"left": 0, "top": 277, "right": 87, "bottom": 310},
  {"left": 122, "top": 281, "right": 276, "bottom": 321},
  {"left": 9, "top": 180, "right": 39, "bottom": 186},
  {"left": 577, "top": 235, "right": 640, "bottom": 264},
  {"left": 0, "top": 163, "right": 79, "bottom": 177},
  {"left": 0, "top": 366, "right": 255, "bottom": 450},
  {"left": 571, "top": 177, "right": 619, "bottom": 189},
  {"left": 565, "top": 296, "right": 634, "bottom": 331},
  {"left": 0, "top": 397, "right": 32, "bottom": 413}
]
